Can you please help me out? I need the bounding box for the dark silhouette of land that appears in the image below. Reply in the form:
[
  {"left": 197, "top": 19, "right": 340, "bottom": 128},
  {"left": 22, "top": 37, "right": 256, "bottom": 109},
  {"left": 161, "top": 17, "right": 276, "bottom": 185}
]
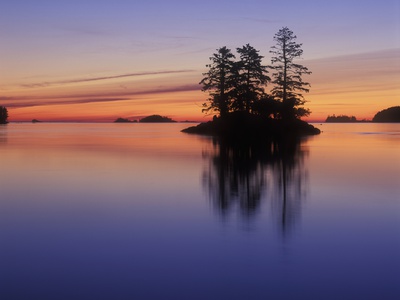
[
  {"left": 32, "top": 119, "right": 41, "bottom": 123},
  {"left": 325, "top": 106, "right": 400, "bottom": 123},
  {"left": 325, "top": 115, "right": 370, "bottom": 123},
  {"left": 373, "top": 106, "right": 400, "bottom": 122},
  {"left": 0, "top": 106, "right": 8, "bottom": 124},
  {"left": 203, "top": 135, "right": 307, "bottom": 235},
  {"left": 114, "top": 114, "right": 177, "bottom": 123},
  {"left": 183, "top": 28, "right": 319, "bottom": 139},
  {"left": 114, "top": 117, "right": 134, "bottom": 123},
  {"left": 325, "top": 115, "right": 357, "bottom": 122},
  {"left": 182, "top": 111, "right": 320, "bottom": 139},
  {"left": 139, "top": 115, "right": 176, "bottom": 123}
]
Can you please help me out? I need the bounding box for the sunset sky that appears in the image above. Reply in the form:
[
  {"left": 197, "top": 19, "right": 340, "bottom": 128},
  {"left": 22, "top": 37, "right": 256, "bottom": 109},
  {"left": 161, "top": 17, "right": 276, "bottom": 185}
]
[{"left": 1, "top": 0, "right": 399, "bottom": 122}]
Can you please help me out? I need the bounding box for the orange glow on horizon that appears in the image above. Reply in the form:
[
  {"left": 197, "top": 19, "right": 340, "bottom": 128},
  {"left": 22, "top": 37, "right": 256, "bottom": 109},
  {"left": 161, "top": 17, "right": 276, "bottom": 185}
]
[
  {"left": 7, "top": 90, "right": 210, "bottom": 123},
  {"left": 2, "top": 49, "right": 399, "bottom": 123}
]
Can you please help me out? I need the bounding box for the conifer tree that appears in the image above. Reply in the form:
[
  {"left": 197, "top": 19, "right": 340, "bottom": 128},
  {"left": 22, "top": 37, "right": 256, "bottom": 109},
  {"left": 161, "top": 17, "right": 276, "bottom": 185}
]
[
  {"left": 270, "top": 27, "right": 311, "bottom": 119},
  {"left": 233, "top": 44, "right": 270, "bottom": 113},
  {"left": 200, "top": 47, "right": 236, "bottom": 116}
]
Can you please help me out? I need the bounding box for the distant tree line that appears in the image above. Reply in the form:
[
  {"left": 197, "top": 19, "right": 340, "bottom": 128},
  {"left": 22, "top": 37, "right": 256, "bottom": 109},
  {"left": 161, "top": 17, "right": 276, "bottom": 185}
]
[
  {"left": 325, "top": 115, "right": 357, "bottom": 122},
  {"left": 139, "top": 115, "right": 176, "bottom": 123},
  {"left": 114, "top": 114, "right": 176, "bottom": 123},
  {"left": 114, "top": 117, "right": 135, "bottom": 123},
  {"left": 0, "top": 106, "right": 8, "bottom": 124},
  {"left": 200, "top": 27, "right": 311, "bottom": 121},
  {"left": 326, "top": 107, "right": 400, "bottom": 123}
]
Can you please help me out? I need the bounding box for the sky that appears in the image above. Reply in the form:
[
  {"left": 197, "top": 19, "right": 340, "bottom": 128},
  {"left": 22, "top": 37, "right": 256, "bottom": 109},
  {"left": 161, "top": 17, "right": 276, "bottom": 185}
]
[{"left": 1, "top": 0, "right": 399, "bottom": 122}]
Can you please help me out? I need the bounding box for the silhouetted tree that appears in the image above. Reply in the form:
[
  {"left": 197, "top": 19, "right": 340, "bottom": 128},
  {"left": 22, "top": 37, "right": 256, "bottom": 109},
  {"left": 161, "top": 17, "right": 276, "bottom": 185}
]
[
  {"left": 325, "top": 115, "right": 357, "bottom": 122},
  {"left": 200, "top": 47, "right": 236, "bottom": 116},
  {"left": 0, "top": 106, "right": 8, "bottom": 124},
  {"left": 270, "top": 27, "right": 311, "bottom": 119},
  {"left": 252, "top": 95, "right": 281, "bottom": 118},
  {"left": 231, "top": 44, "right": 270, "bottom": 112}
]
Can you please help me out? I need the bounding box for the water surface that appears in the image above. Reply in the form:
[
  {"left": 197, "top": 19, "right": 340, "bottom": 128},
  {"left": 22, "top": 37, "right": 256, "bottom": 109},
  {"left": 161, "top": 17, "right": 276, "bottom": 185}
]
[{"left": 0, "top": 123, "right": 399, "bottom": 299}]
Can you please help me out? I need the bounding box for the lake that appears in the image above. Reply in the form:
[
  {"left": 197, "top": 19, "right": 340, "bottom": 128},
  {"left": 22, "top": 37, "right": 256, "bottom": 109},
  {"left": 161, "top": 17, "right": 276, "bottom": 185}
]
[{"left": 0, "top": 122, "right": 399, "bottom": 300}]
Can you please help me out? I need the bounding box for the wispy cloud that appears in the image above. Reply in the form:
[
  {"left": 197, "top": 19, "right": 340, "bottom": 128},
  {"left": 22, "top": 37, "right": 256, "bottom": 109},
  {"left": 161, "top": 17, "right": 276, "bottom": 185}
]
[
  {"left": 306, "top": 48, "right": 400, "bottom": 69},
  {"left": 311, "top": 103, "right": 359, "bottom": 106},
  {"left": 306, "top": 48, "right": 400, "bottom": 94},
  {"left": 3, "top": 98, "right": 130, "bottom": 108},
  {"left": 2, "top": 84, "right": 201, "bottom": 108},
  {"left": 0, "top": 96, "right": 14, "bottom": 101},
  {"left": 21, "top": 70, "right": 195, "bottom": 88},
  {"left": 310, "top": 82, "right": 399, "bottom": 96},
  {"left": 58, "top": 25, "right": 114, "bottom": 37}
]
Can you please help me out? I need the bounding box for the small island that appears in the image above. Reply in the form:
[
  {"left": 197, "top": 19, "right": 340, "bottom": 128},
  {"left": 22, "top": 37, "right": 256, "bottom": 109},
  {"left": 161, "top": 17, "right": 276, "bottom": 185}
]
[
  {"left": 325, "top": 115, "right": 357, "bottom": 122},
  {"left": 139, "top": 115, "right": 176, "bottom": 123},
  {"left": 114, "top": 115, "right": 176, "bottom": 123},
  {"left": 114, "top": 117, "right": 133, "bottom": 123},
  {"left": 182, "top": 111, "right": 320, "bottom": 139},
  {"left": 372, "top": 106, "right": 400, "bottom": 122},
  {"left": 182, "top": 27, "right": 320, "bottom": 140}
]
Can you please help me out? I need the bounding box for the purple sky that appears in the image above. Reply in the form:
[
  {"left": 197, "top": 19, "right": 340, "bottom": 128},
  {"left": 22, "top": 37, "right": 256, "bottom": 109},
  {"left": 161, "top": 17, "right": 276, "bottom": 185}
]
[{"left": 1, "top": 0, "right": 399, "bottom": 121}]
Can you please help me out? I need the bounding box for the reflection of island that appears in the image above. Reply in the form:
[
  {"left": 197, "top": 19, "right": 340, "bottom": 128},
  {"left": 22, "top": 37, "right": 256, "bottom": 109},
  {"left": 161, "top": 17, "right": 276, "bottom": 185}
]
[{"left": 202, "top": 137, "right": 308, "bottom": 235}]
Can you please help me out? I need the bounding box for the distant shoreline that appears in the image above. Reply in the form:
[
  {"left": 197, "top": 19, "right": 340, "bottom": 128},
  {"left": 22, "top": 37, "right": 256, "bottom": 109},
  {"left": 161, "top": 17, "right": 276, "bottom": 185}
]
[
  {"left": 325, "top": 106, "right": 400, "bottom": 123},
  {"left": 5, "top": 119, "right": 400, "bottom": 125}
]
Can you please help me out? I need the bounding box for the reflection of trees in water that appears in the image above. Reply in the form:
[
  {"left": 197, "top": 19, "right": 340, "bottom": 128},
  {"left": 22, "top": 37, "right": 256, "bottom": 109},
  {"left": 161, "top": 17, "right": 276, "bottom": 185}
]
[{"left": 202, "top": 137, "right": 308, "bottom": 235}]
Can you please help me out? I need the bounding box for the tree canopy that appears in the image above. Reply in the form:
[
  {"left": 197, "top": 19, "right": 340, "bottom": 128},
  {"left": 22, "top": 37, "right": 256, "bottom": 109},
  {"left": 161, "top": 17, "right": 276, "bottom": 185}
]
[
  {"left": 269, "top": 27, "right": 311, "bottom": 119},
  {"left": 231, "top": 44, "right": 270, "bottom": 113},
  {"left": 200, "top": 46, "right": 236, "bottom": 116},
  {"left": 326, "top": 115, "right": 357, "bottom": 122},
  {"left": 199, "top": 27, "right": 311, "bottom": 121}
]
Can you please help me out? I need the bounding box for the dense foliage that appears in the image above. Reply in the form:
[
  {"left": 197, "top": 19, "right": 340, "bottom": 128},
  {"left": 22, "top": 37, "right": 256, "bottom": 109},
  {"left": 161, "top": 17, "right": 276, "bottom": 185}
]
[
  {"left": 231, "top": 44, "right": 270, "bottom": 113},
  {"left": 200, "top": 27, "right": 311, "bottom": 121},
  {"left": 199, "top": 46, "right": 236, "bottom": 116},
  {"left": 325, "top": 115, "right": 357, "bottom": 122}
]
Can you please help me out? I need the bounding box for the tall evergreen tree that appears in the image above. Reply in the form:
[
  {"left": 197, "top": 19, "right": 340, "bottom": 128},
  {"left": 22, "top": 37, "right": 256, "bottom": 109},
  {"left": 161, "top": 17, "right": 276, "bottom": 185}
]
[
  {"left": 233, "top": 44, "right": 270, "bottom": 113},
  {"left": 270, "top": 27, "right": 311, "bottom": 119},
  {"left": 0, "top": 106, "right": 8, "bottom": 124},
  {"left": 200, "top": 47, "right": 236, "bottom": 116}
]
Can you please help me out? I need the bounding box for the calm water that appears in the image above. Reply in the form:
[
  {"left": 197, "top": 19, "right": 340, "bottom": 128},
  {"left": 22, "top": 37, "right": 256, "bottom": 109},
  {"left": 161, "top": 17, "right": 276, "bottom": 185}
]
[{"left": 0, "top": 123, "right": 399, "bottom": 300}]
